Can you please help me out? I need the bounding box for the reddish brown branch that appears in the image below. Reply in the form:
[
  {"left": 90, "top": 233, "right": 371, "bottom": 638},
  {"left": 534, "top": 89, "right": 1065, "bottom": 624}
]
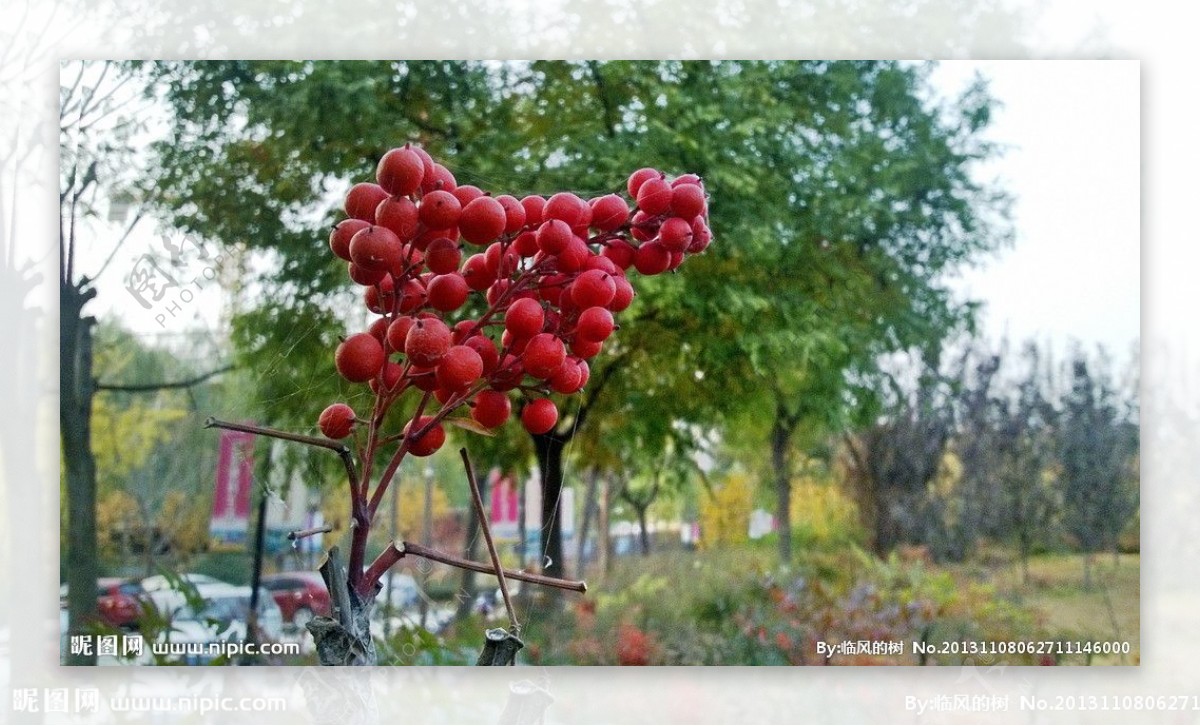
[
  {"left": 363, "top": 540, "right": 587, "bottom": 595},
  {"left": 460, "top": 448, "right": 519, "bottom": 632},
  {"left": 204, "top": 417, "right": 359, "bottom": 502}
]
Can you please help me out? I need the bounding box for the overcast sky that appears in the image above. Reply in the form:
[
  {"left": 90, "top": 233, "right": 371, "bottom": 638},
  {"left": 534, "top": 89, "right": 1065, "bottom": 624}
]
[
  {"left": 931, "top": 60, "right": 1140, "bottom": 361},
  {"left": 87, "top": 61, "right": 1142, "bottom": 364}
]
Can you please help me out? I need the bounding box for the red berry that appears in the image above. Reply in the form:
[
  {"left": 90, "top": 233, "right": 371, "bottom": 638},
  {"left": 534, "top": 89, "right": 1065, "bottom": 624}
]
[
  {"left": 544, "top": 192, "right": 586, "bottom": 227},
  {"left": 404, "top": 318, "right": 453, "bottom": 366},
  {"left": 610, "top": 275, "right": 635, "bottom": 312},
  {"left": 318, "top": 403, "right": 356, "bottom": 439},
  {"left": 484, "top": 242, "right": 518, "bottom": 278},
  {"left": 505, "top": 297, "right": 544, "bottom": 339},
  {"left": 397, "top": 278, "right": 427, "bottom": 314},
  {"left": 688, "top": 218, "right": 712, "bottom": 253},
  {"left": 464, "top": 333, "right": 500, "bottom": 373},
  {"left": 495, "top": 195, "right": 527, "bottom": 233},
  {"left": 472, "top": 390, "right": 512, "bottom": 428},
  {"left": 461, "top": 253, "right": 495, "bottom": 291},
  {"left": 521, "top": 398, "right": 559, "bottom": 435},
  {"left": 520, "top": 195, "right": 546, "bottom": 226},
  {"left": 375, "top": 196, "right": 420, "bottom": 241},
  {"left": 345, "top": 183, "right": 388, "bottom": 221},
  {"left": 523, "top": 333, "right": 566, "bottom": 379},
  {"left": 590, "top": 194, "right": 629, "bottom": 231},
  {"left": 633, "top": 241, "right": 671, "bottom": 275},
  {"left": 672, "top": 173, "right": 702, "bottom": 187},
  {"left": 411, "top": 146, "right": 435, "bottom": 178},
  {"left": 408, "top": 365, "right": 439, "bottom": 392},
  {"left": 513, "top": 230, "right": 540, "bottom": 257},
  {"left": 330, "top": 219, "right": 369, "bottom": 261},
  {"left": 364, "top": 276, "right": 395, "bottom": 314},
  {"left": 555, "top": 235, "right": 590, "bottom": 273},
  {"left": 636, "top": 177, "right": 673, "bottom": 216},
  {"left": 379, "top": 361, "right": 404, "bottom": 391},
  {"left": 419, "top": 189, "right": 461, "bottom": 229},
  {"left": 536, "top": 219, "right": 572, "bottom": 255},
  {"left": 602, "top": 239, "right": 636, "bottom": 269},
  {"left": 348, "top": 262, "right": 386, "bottom": 286},
  {"left": 630, "top": 210, "right": 657, "bottom": 241},
  {"left": 459, "top": 196, "right": 507, "bottom": 245},
  {"left": 577, "top": 307, "right": 615, "bottom": 342},
  {"left": 405, "top": 416, "right": 446, "bottom": 457},
  {"left": 376, "top": 147, "right": 425, "bottom": 196},
  {"left": 368, "top": 317, "right": 390, "bottom": 341},
  {"left": 427, "top": 273, "right": 470, "bottom": 311},
  {"left": 349, "top": 225, "right": 402, "bottom": 271},
  {"left": 571, "top": 337, "right": 603, "bottom": 359},
  {"left": 571, "top": 269, "right": 617, "bottom": 309},
  {"left": 387, "top": 316, "right": 416, "bottom": 352},
  {"left": 421, "top": 163, "right": 457, "bottom": 194},
  {"left": 452, "top": 184, "right": 485, "bottom": 207},
  {"left": 436, "top": 345, "right": 484, "bottom": 391},
  {"left": 585, "top": 255, "right": 621, "bottom": 275},
  {"left": 424, "top": 237, "right": 462, "bottom": 275},
  {"left": 627, "top": 168, "right": 662, "bottom": 198},
  {"left": 670, "top": 183, "right": 706, "bottom": 219},
  {"left": 658, "top": 217, "right": 694, "bottom": 252},
  {"left": 575, "top": 359, "right": 591, "bottom": 388},
  {"left": 336, "top": 333, "right": 385, "bottom": 383},
  {"left": 549, "top": 359, "right": 583, "bottom": 394}
]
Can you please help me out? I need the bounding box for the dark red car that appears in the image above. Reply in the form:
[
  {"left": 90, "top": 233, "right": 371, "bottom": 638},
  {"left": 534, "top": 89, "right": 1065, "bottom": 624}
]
[
  {"left": 261, "top": 572, "right": 331, "bottom": 627},
  {"left": 60, "top": 578, "right": 148, "bottom": 630}
]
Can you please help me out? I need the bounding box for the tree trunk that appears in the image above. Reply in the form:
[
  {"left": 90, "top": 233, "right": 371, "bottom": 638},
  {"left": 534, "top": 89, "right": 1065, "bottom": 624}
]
[
  {"left": 532, "top": 433, "right": 565, "bottom": 580},
  {"left": 456, "top": 476, "right": 485, "bottom": 622},
  {"left": 576, "top": 469, "right": 599, "bottom": 577},
  {"left": 598, "top": 475, "right": 611, "bottom": 577},
  {"left": 636, "top": 507, "right": 651, "bottom": 556},
  {"left": 771, "top": 413, "right": 794, "bottom": 565},
  {"left": 61, "top": 287, "right": 99, "bottom": 665}
]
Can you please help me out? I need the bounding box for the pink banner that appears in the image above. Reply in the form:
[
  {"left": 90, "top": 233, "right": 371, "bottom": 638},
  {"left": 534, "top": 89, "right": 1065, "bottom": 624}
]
[{"left": 210, "top": 428, "right": 255, "bottom": 547}]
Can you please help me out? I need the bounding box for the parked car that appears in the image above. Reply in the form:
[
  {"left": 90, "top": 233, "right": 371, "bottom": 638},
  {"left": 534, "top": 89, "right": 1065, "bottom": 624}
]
[
  {"left": 374, "top": 572, "right": 421, "bottom": 614},
  {"left": 261, "top": 571, "right": 331, "bottom": 628},
  {"left": 58, "top": 578, "right": 150, "bottom": 630},
  {"left": 140, "top": 573, "right": 223, "bottom": 593},
  {"left": 145, "top": 582, "right": 284, "bottom": 664}
]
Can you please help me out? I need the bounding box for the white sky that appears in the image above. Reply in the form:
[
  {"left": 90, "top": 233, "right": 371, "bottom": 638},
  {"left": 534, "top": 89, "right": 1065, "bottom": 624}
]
[
  {"left": 932, "top": 61, "right": 1140, "bottom": 361},
  {"left": 86, "top": 61, "right": 1142, "bottom": 363}
]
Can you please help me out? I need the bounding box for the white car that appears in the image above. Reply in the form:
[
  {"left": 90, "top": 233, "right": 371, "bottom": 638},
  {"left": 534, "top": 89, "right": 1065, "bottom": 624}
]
[
  {"left": 140, "top": 573, "right": 223, "bottom": 593},
  {"left": 144, "top": 583, "right": 284, "bottom": 664}
]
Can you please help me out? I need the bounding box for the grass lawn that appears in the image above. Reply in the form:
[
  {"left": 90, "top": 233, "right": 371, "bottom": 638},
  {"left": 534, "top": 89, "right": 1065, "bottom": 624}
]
[{"left": 982, "top": 552, "right": 1140, "bottom": 665}]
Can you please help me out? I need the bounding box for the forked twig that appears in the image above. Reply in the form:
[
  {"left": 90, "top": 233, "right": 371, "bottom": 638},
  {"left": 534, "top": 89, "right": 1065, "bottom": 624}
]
[
  {"left": 204, "top": 417, "right": 359, "bottom": 489},
  {"left": 460, "top": 448, "right": 519, "bottom": 633}
]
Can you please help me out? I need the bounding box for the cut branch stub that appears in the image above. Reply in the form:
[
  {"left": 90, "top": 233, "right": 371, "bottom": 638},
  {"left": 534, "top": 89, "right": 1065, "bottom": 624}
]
[{"left": 306, "top": 546, "right": 377, "bottom": 666}]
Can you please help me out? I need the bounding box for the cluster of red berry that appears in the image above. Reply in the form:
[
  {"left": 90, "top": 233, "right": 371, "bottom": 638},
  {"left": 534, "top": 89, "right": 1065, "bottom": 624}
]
[{"left": 318, "top": 144, "right": 711, "bottom": 458}]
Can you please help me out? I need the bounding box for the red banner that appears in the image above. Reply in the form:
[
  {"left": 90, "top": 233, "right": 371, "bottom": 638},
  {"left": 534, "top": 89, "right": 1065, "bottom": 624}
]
[{"left": 210, "top": 428, "right": 255, "bottom": 548}]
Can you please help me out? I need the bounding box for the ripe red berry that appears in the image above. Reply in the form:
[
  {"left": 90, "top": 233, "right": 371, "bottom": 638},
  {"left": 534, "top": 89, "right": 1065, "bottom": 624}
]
[
  {"left": 571, "top": 269, "right": 617, "bottom": 309},
  {"left": 669, "top": 183, "right": 706, "bottom": 219},
  {"left": 555, "top": 235, "right": 590, "bottom": 273},
  {"left": 575, "top": 359, "right": 591, "bottom": 388},
  {"left": 635, "top": 177, "right": 673, "bottom": 216},
  {"left": 602, "top": 239, "right": 636, "bottom": 269},
  {"left": 376, "top": 147, "right": 425, "bottom": 196},
  {"left": 590, "top": 194, "right": 630, "bottom": 232},
  {"left": 513, "top": 230, "right": 539, "bottom": 257},
  {"left": 375, "top": 196, "right": 420, "bottom": 242},
  {"left": 549, "top": 358, "right": 584, "bottom": 394},
  {"left": 318, "top": 403, "right": 356, "bottom": 439},
  {"left": 471, "top": 390, "right": 512, "bottom": 428},
  {"left": 463, "top": 333, "right": 500, "bottom": 373},
  {"left": 505, "top": 297, "right": 544, "bottom": 339},
  {"left": 345, "top": 183, "right": 389, "bottom": 221},
  {"left": 367, "top": 317, "right": 390, "bottom": 341},
  {"left": 627, "top": 167, "right": 662, "bottom": 198},
  {"left": 633, "top": 241, "right": 671, "bottom": 275},
  {"left": 420, "top": 163, "right": 457, "bottom": 194},
  {"left": 577, "top": 306, "right": 615, "bottom": 342},
  {"left": 585, "top": 255, "right": 621, "bottom": 275},
  {"left": 397, "top": 278, "right": 427, "bottom": 314},
  {"left": 521, "top": 398, "right": 559, "bottom": 435},
  {"left": 495, "top": 195, "right": 527, "bottom": 233},
  {"left": 459, "top": 196, "right": 507, "bottom": 245},
  {"left": 386, "top": 316, "right": 416, "bottom": 352},
  {"left": 348, "top": 262, "right": 387, "bottom": 286},
  {"left": 404, "top": 318, "right": 453, "bottom": 367},
  {"left": 330, "top": 219, "right": 369, "bottom": 261},
  {"left": 405, "top": 416, "right": 446, "bottom": 457},
  {"left": 610, "top": 275, "right": 635, "bottom": 312},
  {"left": 571, "top": 337, "right": 603, "bottom": 359},
  {"left": 484, "top": 242, "right": 518, "bottom": 278},
  {"left": 657, "top": 216, "right": 694, "bottom": 253},
  {"left": 408, "top": 365, "right": 439, "bottom": 392},
  {"left": 436, "top": 345, "right": 484, "bottom": 391},
  {"left": 544, "top": 192, "right": 586, "bottom": 227},
  {"left": 336, "top": 333, "right": 386, "bottom": 383},
  {"left": 426, "top": 273, "right": 470, "bottom": 311},
  {"left": 520, "top": 195, "right": 546, "bottom": 226},
  {"left": 364, "top": 276, "right": 396, "bottom": 314},
  {"left": 378, "top": 361, "right": 404, "bottom": 391},
  {"left": 523, "top": 332, "right": 566, "bottom": 379},
  {"left": 461, "top": 253, "right": 495, "bottom": 291},
  {"left": 419, "top": 189, "right": 461, "bottom": 229},
  {"left": 490, "top": 355, "right": 525, "bottom": 391},
  {"left": 536, "top": 219, "right": 572, "bottom": 255},
  {"left": 349, "top": 225, "right": 402, "bottom": 271},
  {"left": 452, "top": 184, "right": 485, "bottom": 207},
  {"left": 688, "top": 218, "right": 712, "bottom": 253},
  {"left": 424, "top": 237, "right": 462, "bottom": 275}
]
